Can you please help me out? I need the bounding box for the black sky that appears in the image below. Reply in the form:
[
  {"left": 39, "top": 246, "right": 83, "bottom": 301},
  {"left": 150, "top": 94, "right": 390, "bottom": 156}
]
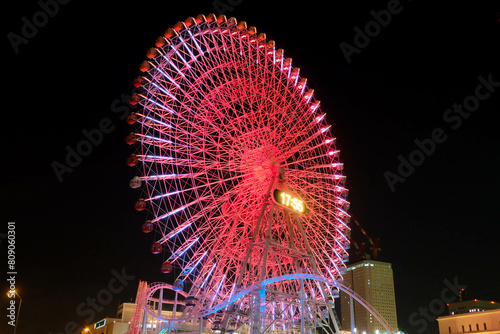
[{"left": 2, "top": 1, "right": 500, "bottom": 334}]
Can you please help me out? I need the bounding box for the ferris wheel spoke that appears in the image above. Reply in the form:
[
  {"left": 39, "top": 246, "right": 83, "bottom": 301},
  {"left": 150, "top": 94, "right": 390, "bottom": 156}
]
[
  {"left": 280, "top": 120, "right": 332, "bottom": 160},
  {"left": 299, "top": 136, "right": 336, "bottom": 156},
  {"left": 138, "top": 111, "right": 217, "bottom": 150},
  {"left": 287, "top": 168, "right": 345, "bottom": 185},
  {"left": 194, "top": 41, "right": 270, "bottom": 140},
  {"left": 140, "top": 172, "right": 204, "bottom": 182},
  {"left": 166, "top": 36, "right": 253, "bottom": 137},
  {"left": 137, "top": 155, "right": 201, "bottom": 168},
  {"left": 156, "top": 217, "right": 199, "bottom": 244},
  {"left": 141, "top": 79, "right": 235, "bottom": 150},
  {"left": 142, "top": 171, "right": 253, "bottom": 205},
  {"left": 151, "top": 196, "right": 207, "bottom": 223},
  {"left": 168, "top": 235, "right": 200, "bottom": 263},
  {"left": 133, "top": 133, "right": 174, "bottom": 146},
  {"left": 180, "top": 250, "right": 209, "bottom": 280},
  {"left": 298, "top": 186, "right": 340, "bottom": 212},
  {"left": 280, "top": 153, "right": 330, "bottom": 169}
]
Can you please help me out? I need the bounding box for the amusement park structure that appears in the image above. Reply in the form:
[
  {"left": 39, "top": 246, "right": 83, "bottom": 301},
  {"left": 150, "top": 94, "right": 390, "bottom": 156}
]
[{"left": 124, "top": 13, "right": 396, "bottom": 334}]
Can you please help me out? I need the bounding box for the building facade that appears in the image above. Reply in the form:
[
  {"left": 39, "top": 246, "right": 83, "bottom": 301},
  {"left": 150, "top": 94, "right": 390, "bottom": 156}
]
[
  {"left": 448, "top": 300, "right": 500, "bottom": 315},
  {"left": 340, "top": 260, "right": 398, "bottom": 334},
  {"left": 437, "top": 308, "right": 500, "bottom": 334},
  {"left": 83, "top": 302, "right": 177, "bottom": 334}
]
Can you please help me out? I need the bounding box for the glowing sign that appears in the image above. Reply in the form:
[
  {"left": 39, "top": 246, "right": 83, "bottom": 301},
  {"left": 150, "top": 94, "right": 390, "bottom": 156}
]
[
  {"left": 273, "top": 189, "right": 307, "bottom": 214},
  {"left": 94, "top": 319, "right": 106, "bottom": 329}
]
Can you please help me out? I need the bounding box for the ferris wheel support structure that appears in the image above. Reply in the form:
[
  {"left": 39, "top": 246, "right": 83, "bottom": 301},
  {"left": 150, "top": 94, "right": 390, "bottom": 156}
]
[{"left": 145, "top": 273, "right": 395, "bottom": 334}]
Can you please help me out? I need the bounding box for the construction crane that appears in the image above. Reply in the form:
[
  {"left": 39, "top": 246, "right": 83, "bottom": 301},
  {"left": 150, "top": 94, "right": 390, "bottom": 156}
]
[{"left": 351, "top": 219, "right": 381, "bottom": 261}]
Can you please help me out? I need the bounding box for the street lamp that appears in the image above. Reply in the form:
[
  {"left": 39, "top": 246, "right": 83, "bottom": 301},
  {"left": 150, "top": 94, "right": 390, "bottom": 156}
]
[{"left": 6, "top": 290, "right": 22, "bottom": 334}]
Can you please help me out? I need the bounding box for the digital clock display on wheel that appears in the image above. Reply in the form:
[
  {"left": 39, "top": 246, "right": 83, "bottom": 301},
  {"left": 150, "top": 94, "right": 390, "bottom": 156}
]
[{"left": 273, "top": 189, "right": 307, "bottom": 214}]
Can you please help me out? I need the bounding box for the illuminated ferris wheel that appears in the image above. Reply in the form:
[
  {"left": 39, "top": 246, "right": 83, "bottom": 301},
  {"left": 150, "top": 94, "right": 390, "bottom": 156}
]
[{"left": 126, "top": 13, "right": 353, "bottom": 334}]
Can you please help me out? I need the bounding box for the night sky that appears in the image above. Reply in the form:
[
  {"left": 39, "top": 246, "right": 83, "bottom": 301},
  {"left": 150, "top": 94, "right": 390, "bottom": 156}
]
[{"left": 2, "top": 1, "right": 499, "bottom": 334}]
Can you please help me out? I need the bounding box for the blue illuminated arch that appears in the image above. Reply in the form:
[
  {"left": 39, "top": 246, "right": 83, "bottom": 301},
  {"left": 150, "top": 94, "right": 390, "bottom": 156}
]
[{"left": 146, "top": 274, "right": 396, "bottom": 334}]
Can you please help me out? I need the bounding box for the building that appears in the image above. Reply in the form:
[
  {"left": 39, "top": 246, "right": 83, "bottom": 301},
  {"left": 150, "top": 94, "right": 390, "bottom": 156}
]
[
  {"left": 84, "top": 317, "right": 129, "bottom": 334},
  {"left": 448, "top": 300, "right": 500, "bottom": 315},
  {"left": 340, "top": 260, "right": 398, "bottom": 334},
  {"left": 117, "top": 302, "right": 136, "bottom": 323},
  {"left": 82, "top": 302, "right": 179, "bottom": 334},
  {"left": 437, "top": 308, "right": 500, "bottom": 334}
]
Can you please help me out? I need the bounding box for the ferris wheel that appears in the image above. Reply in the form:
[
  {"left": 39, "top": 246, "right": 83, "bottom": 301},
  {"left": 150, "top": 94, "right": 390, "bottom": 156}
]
[{"left": 126, "top": 13, "right": 351, "bottom": 334}]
